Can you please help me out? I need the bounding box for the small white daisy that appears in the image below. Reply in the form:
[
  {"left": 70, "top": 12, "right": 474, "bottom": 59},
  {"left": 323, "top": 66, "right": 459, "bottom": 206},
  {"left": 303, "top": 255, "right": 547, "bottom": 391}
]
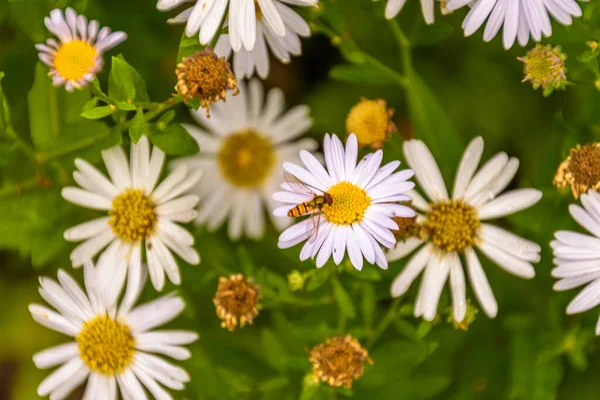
[
  {"left": 157, "top": 0, "right": 317, "bottom": 52},
  {"left": 62, "top": 136, "right": 201, "bottom": 292},
  {"left": 551, "top": 190, "right": 600, "bottom": 335},
  {"left": 175, "top": 78, "right": 317, "bottom": 240},
  {"left": 446, "top": 0, "right": 587, "bottom": 49},
  {"left": 385, "top": 0, "right": 440, "bottom": 23},
  {"left": 273, "top": 133, "right": 416, "bottom": 271},
  {"left": 387, "top": 137, "right": 542, "bottom": 322},
  {"left": 36, "top": 8, "right": 127, "bottom": 91},
  {"left": 213, "top": 2, "right": 311, "bottom": 79},
  {"left": 30, "top": 262, "right": 198, "bottom": 400}
]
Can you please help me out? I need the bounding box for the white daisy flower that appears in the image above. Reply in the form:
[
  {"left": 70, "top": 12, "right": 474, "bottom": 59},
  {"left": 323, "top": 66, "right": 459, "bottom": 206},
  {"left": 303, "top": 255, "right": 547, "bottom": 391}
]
[
  {"left": 551, "top": 190, "right": 600, "bottom": 335},
  {"left": 385, "top": 0, "right": 439, "bottom": 23},
  {"left": 446, "top": 0, "right": 587, "bottom": 49},
  {"left": 387, "top": 137, "right": 542, "bottom": 322},
  {"left": 213, "top": 2, "right": 311, "bottom": 79},
  {"left": 62, "top": 136, "right": 201, "bottom": 293},
  {"left": 30, "top": 262, "right": 198, "bottom": 400},
  {"left": 36, "top": 8, "right": 127, "bottom": 91},
  {"left": 157, "top": 0, "right": 317, "bottom": 52},
  {"left": 273, "top": 133, "right": 417, "bottom": 271},
  {"left": 175, "top": 78, "right": 317, "bottom": 240}
]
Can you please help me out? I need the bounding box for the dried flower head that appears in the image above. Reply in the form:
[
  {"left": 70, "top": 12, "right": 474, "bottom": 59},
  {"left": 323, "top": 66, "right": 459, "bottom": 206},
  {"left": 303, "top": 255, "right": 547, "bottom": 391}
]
[
  {"left": 213, "top": 274, "right": 261, "bottom": 331},
  {"left": 309, "top": 335, "right": 372, "bottom": 388},
  {"left": 175, "top": 48, "right": 239, "bottom": 117},
  {"left": 346, "top": 98, "right": 396, "bottom": 149},
  {"left": 554, "top": 143, "right": 600, "bottom": 199},
  {"left": 518, "top": 44, "right": 567, "bottom": 96}
]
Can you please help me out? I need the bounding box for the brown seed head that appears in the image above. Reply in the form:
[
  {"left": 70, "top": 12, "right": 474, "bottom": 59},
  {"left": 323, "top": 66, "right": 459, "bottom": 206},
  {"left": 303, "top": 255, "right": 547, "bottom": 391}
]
[
  {"left": 309, "top": 335, "right": 372, "bottom": 388},
  {"left": 554, "top": 143, "right": 600, "bottom": 199},
  {"left": 213, "top": 274, "right": 261, "bottom": 331},
  {"left": 175, "top": 48, "right": 239, "bottom": 117}
]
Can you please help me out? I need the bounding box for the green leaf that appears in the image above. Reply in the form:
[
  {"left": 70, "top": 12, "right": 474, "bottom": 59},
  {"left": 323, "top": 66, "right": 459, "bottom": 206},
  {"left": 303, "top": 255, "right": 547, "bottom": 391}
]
[
  {"left": 261, "top": 328, "right": 288, "bottom": 372},
  {"left": 259, "top": 376, "right": 289, "bottom": 392},
  {"left": 148, "top": 123, "right": 199, "bottom": 155},
  {"left": 405, "top": 70, "right": 463, "bottom": 177},
  {"left": 361, "top": 284, "right": 376, "bottom": 329},
  {"left": 27, "top": 62, "right": 91, "bottom": 151},
  {"left": 108, "top": 55, "right": 150, "bottom": 103},
  {"left": 338, "top": 40, "right": 367, "bottom": 65},
  {"left": 128, "top": 108, "right": 147, "bottom": 143},
  {"left": 81, "top": 106, "right": 114, "bottom": 120},
  {"left": 0, "top": 71, "right": 11, "bottom": 131},
  {"left": 332, "top": 278, "right": 356, "bottom": 319},
  {"left": 177, "top": 31, "right": 206, "bottom": 62},
  {"left": 329, "top": 64, "right": 396, "bottom": 86}
]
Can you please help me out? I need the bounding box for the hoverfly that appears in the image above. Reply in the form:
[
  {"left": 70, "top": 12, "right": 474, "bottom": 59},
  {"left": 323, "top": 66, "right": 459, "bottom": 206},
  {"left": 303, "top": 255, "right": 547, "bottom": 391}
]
[{"left": 284, "top": 172, "right": 333, "bottom": 243}]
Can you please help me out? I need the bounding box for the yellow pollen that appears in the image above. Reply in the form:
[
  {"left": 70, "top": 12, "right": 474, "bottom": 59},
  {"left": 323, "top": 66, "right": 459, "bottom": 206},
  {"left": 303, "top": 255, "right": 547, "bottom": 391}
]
[
  {"left": 109, "top": 188, "right": 156, "bottom": 242},
  {"left": 53, "top": 40, "right": 97, "bottom": 81},
  {"left": 424, "top": 200, "right": 480, "bottom": 253},
  {"left": 554, "top": 143, "right": 600, "bottom": 199},
  {"left": 346, "top": 98, "right": 395, "bottom": 149},
  {"left": 214, "top": 274, "right": 261, "bottom": 331},
  {"left": 322, "top": 182, "right": 370, "bottom": 225},
  {"left": 309, "top": 335, "right": 372, "bottom": 388},
  {"left": 77, "top": 315, "right": 135, "bottom": 375},
  {"left": 218, "top": 130, "right": 275, "bottom": 188}
]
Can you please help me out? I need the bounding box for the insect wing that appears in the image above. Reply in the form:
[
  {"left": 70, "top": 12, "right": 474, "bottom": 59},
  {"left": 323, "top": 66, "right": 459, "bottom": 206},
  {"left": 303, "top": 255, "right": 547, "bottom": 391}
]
[
  {"left": 283, "top": 172, "right": 320, "bottom": 196},
  {"left": 307, "top": 211, "right": 322, "bottom": 244}
]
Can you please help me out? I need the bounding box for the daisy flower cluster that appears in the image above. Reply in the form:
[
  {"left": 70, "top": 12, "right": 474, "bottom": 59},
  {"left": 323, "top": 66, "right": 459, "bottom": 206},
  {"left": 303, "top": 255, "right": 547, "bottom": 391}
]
[{"left": 23, "top": 0, "right": 600, "bottom": 397}]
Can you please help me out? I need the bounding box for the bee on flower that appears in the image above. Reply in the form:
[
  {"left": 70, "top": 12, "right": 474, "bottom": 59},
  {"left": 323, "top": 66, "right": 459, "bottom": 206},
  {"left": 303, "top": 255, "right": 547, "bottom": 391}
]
[
  {"left": 273, "top": 133, "right": 416, "bottom": 271},
  {"left": 36, "top": 8, "right": 127, "bottom": 91}
]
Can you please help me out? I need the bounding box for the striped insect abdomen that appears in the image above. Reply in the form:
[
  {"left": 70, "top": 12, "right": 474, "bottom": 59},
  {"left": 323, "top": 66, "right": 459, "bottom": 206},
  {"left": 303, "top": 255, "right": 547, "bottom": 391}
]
[{"left": 288, "top": 197, "right": 322, "bottom": 217}]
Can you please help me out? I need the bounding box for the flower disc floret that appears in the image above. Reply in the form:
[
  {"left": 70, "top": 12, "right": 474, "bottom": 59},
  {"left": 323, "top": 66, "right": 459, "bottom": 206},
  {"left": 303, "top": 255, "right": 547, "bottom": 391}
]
[
  {"left": 109, "top": 188, "right": 156, "bottom": 242},
  {"left": 322, "top": 182, "right": 370, "bottom": 225},
  {"left": 53, "top": 41, "right": 97, "bottom": 81},
  {"left": 218, "top": 130, "right": 275, "bottom": 188},
  {"left": 424, "top": 200, "right": 480, "bottom": 253},
  {"left": 77, "top": 315, "right": 135, "bottom": 375},
  {"left": 309, "top": 335, "right": 372, "bottom": 388}
]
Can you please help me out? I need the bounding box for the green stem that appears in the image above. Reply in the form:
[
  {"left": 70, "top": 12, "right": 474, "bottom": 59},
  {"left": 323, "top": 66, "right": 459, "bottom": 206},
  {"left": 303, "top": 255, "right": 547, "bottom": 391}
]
[
  {"left": 388, "top": 19, "right": 413, "bottom": 75},
  {"left": 362, "top": 52, "right": 408, "bottom": 87},
  {"left": 3, "top": 126, "right": 37, "bottom": 162},
  {"left": 37, "top": 96, "right": 183, "bottom": 162},
  {"left": 366, "top": 297, "right": 403, "bottom": 349},
  {"left": 0, "top": 178, "right": 44, "bottom": 198}
]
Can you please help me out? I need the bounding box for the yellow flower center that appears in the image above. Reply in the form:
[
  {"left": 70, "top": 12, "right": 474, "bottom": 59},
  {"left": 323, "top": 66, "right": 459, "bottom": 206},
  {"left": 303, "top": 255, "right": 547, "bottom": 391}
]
[
  {"left": 345, "top": 99, "right": 394, "bottom": 148},
  {"left": 309, "top": 335, "right": 372, "bottom": 388},
  {"left": 109, "top": 188, "right": 156, "bottom": 242},
  {"left": 77, "top": 315, "right": 135, "bottom": 375},
  {"left": 53, "top": 40, "right": 97, "bottom": 81},
  {"left": 424, "top": 200, "right": 480, "bottom": 253},
  {"left": 218, "top": 130, "right": 275, "bottom": 188},
  {"left": 322, "top": 182, "right": 370, "bottom": 225}
]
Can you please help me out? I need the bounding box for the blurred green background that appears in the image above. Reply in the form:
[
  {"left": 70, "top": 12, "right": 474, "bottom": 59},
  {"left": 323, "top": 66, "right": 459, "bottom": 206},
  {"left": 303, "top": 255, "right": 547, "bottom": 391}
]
[{"left": 2, "top": 0, "right": 600, "bottom": 399}]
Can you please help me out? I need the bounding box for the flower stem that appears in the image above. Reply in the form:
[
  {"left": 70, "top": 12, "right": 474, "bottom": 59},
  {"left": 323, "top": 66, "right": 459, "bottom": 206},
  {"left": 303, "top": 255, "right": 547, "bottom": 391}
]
[
  {"left": 366, "top": 297, "right": 403, "bottom": 349},
  {"left": 388, "top": 19, "right": 413, "bottom": 75}
]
